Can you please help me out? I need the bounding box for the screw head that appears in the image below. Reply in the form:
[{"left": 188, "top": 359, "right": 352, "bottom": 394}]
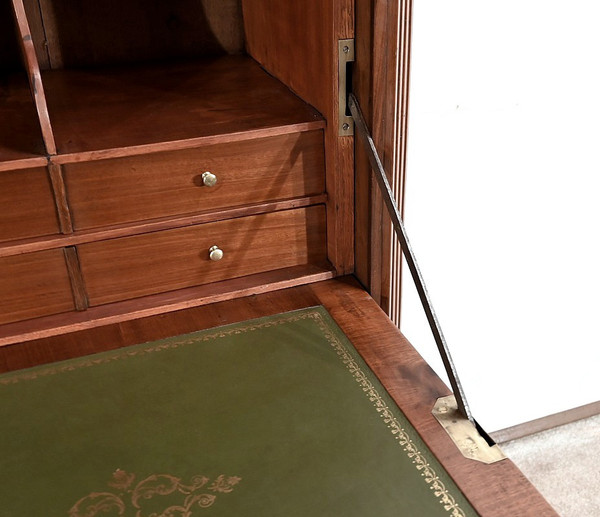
[
  {"left": 342, "top": 123, "right": 350, "bottom": 131},
  {"left": 343, "top": 46, "right": 350, "bottom": 53}
]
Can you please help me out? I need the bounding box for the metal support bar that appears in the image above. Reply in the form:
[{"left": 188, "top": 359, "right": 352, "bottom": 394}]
[{"left": 349, "top": 93, "right": 474, "bottom": 424}]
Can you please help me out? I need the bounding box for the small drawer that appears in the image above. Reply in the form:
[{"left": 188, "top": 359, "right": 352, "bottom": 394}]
[
  {"left": 0, "top": 167, "right": 60, "bottom": 243},
  {"left": 78, "top": 205, "right": 327, "bottom": 306},
  {"left": 0, "top": 249, "right": 75, "bottom": 325},
  {"left": 63, "top": 131, "right": 325, "bottom": 230}
]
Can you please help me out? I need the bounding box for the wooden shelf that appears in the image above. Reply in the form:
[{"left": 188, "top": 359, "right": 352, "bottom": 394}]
[
  {"left": 0, "top": 264, "right": 335, "bottom": 347},
  {"left": 42, "top": 55, "right": 326, "bottom": 159},
  {"left": 0, "top": 72, "right": 47, "bottom": 170}
]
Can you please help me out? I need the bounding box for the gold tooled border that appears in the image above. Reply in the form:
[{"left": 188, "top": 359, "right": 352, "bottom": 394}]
[{"left": 1, "top": 308, "right": 467, "bottom": 516}]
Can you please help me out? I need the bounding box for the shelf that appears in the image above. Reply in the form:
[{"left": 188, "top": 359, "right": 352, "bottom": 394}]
[
  {"left": 0, "top": 264, "right": 335, "bottom": 347},
  {"left": 0, "top": 73, "right": 47, "bottom": 169},
  {"left": 42, "top": 55, "right": 325, "bottom": 159}
]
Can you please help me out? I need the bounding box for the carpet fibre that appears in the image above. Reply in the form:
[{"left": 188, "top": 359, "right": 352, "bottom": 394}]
[{"left": 502, "top": 413, "right": 600, "bottom": 516}]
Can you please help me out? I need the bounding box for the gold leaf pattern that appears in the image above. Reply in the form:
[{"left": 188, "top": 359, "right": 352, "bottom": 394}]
[
  {"left": 6, "top": 308, "right": 468, "bottom": 516},
  {"left": 69, "top": 473, "right": 240, "bottom": 517},
  {"left": 307, "top": 311, "right": 467, "bottom": 517}
]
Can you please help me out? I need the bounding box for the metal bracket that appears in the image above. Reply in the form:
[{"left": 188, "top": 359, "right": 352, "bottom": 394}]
[
  {"left": 348, "top": 92, "right": 475, "bottom": 426},
  {"left": 338, "top": 39, "right": 355, "bottom": 136},
  {"left": 433, "top": 396, "right": 506, "bottom": 464}
]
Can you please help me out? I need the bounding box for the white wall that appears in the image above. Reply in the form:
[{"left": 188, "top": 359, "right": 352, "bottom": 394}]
[{"left": 401, "top": 0, "right": 600, "bottom": 432}]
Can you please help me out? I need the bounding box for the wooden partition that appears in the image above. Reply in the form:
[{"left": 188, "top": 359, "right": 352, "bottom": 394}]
[
  {"left": 1, "top": 0, "right": 341, "bottom": 340},
  {"left": 243, "top": 0, "right": 356, "bottom": 275}
]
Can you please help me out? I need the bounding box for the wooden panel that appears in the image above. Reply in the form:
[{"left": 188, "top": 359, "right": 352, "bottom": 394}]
[
  {"left": 0, "top": 277, "right": 558, "bottom": 516},
  {"left": 63, "top": 246, "right": 88, "bottom": 311},
  {"left": 353, "top": 0, "right": 411, "bottom": 315},
  {"left": 308, "top": 279, "right": 558, "bottom": 517},
  {"left": 64, "top": 131, "right": 325, "bottom": 230},
  {"left": 21, "top": 0, "right": 51, "bottom": 70},
  {"left": 0, "top": 265, "right": 335, "bottom": 347},
  {"left": 0, "top": 4, "right": 46, "bottom": 166},
  {"left": 0, "top": 166, "right": 59, "bottom": 243},
  {"left": 36, "top": 0, "right": 244, "bottom": 69},
  {"left": 0, "top": 71, "right": 47, "bottom": 168},
  {"left": 0, "top": 195, "right": 327, "bottom": 258},
  {"left": 78, "top": 206, "right": 327, "bottom": 306},
  {"left": 242, "top": 1, "right": 355, "bottom": 275},
  {"left": 11, "top": 0, "right": 57, "bottom": 154},
  {"left": 353, "top": 0, "right": 374, "bottom": 290},
  {"left": 47, "top": 162, "right": 73, "bottom": 233},
  {"left": 42, "top": 56, "right": 324, "bottom": 156},
  {"left": 0, "top": 249, "right": 74, "bottom": 325}
]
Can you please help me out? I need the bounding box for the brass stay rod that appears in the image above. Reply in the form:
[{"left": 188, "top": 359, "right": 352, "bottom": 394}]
[{"left": 348, "top": 93, "right": 474, "bottom": 425}]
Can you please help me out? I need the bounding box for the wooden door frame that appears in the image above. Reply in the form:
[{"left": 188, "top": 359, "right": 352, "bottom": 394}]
[{"left": 354, "top": 0, "right": 412, "bottom": 324}]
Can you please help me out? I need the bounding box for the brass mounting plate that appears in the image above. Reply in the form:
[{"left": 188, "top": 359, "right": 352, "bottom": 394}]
[
  {"left": 338, "top": 39, "right": 354, "bottom": 136},
  {"left": 433, "top": 395, "right": 506, "bottom": 464}
]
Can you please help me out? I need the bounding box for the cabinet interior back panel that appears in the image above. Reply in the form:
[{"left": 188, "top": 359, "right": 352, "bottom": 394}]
[{"left": 33, "top": 0, "right": 244, "bottom": 69}]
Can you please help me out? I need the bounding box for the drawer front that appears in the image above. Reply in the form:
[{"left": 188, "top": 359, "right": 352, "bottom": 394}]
[
  {"left": 78, "top": 205, "right": 327, "bottom": 306},
  {"left": 64, "top": 131, "right": 325, "bottom": 230},
  {"left": 0, "top": 167, "right": 60, "bottom": 243},
  {"left": 0, "top": 250, "right": 75, "bottom": 325}
]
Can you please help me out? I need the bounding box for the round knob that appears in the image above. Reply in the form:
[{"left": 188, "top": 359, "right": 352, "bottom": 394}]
[
  {"left": 208, "top": 245, "right": 224, "bottom": 261},
  {"left": 202, "top": 171, "right": 218, "bottom": 187}
]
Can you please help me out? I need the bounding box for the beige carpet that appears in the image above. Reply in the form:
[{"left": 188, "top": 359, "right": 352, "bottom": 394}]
[{"left": 501, "top": 414, "right": 600, "bottom": 517}]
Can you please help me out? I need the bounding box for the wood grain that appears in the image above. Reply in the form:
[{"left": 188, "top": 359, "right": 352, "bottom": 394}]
[
  {"left": 36, "top": 0, "right": 244, "bottom": 69},
  {"left": 0, "top": 265, "right": 335, "bottom": 347},
  {"left": 243, "top": 0, "right": 355, "bottom": 275},
  {"left": 78, "top": 206, "right": 327, "bottom": 306},
  {"left": 47, "top": 161, "right": 73, "bottom": 233},
  {"left": 353, "top": 0, "right": 374, "bottom": 291},
  {"left": 0, "top": 166, "right": 60, "bottom": 243},
  {"left": 308, "top": 279, "right": 558, "bottom": 516},
  {"left": 63, "top": 246, "right": 88, "bottom": 311},
  {"left": 0, "top": 248, "right": 74, "bottom": 325},
  {"left": 0, "top": 195, "right": 327, "bottom": 258},
  {"left": 20, "top": 0, "right": 50, "bottom": 69},
  {"left": 0, "top": 3, "right": 47, "bottom": 166},
  {"left": 63, "top": 131, "right": 325, "bottom": 230},
  {"left": 0, "top": 71, "right": 47, "bottom": 166},
  {"left": 10, "top": 0, "right": 56, "bottom": 154},
  {"left": 41, "top": 56, "right": 324, "bottom": 155},
  {"left": 0, "top": 278, "right": 558, "bottom": 516}
]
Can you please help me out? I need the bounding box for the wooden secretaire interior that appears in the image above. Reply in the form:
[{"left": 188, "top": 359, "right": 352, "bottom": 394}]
[
  {"left": 1, "top": 0, "right": 355, "bottom": 333},
  {"left": 1, "top": 1, "right": 558, "bottom": 515}
]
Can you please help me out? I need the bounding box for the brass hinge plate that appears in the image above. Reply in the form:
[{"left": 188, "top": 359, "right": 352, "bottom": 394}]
[
  {"left": 338, "top": 38, "right": 354, "bottom": 136},
  {"left": 432, "top": 395, "right": 506, "bottom": 464}
]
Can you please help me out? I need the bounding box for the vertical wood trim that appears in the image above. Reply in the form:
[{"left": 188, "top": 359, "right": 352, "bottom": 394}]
[
  {"left": 389, "top": 0, "right": 413, "bottom": 325},
  {"left": 63, "top": 246, "right": 89, "bottom": 311},
  {"left": 353, "top": 0, "right": 374, "bottom": 290},
  {"left": 353, "top": 0, "right": 412, "bottom": 317},
  {"left": 242, "top": 1, "right": 355, "bottom": 275},
  {"left": 22, "top": 0, "right": 51, "bottom": 69},
  {"left": 48, "top": 161, "right": 74, "bottom": 234},
  {"left": 370, "top": 0, "right": 401, "bottom": 314},
  {"left": 11, "top": 0, "right": 57, "bottom": 154},
  {"left": 327, "top": 0, "right": 355, "bottom": 275},
  {"left": 35, "top": 0, "right": 63, "bottom": 69},
  {"left": 368, "top": 177, "right": 383, "bottom": 304}
]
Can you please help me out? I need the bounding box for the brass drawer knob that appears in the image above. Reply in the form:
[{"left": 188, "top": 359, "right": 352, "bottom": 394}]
[
  {"left": 208, "top": 245, "right": 224, "bottom": 261},
  {"left": 201, "top": 171, "right": 218, "bottom": 187}
]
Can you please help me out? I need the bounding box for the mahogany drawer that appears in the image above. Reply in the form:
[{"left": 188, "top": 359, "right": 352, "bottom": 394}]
[
  {"left": 63, "top": 131, "right": 325, "bottom": 230},
  {"left": 0, "top": 249, "right": 75, "bottom": 325},
  {"left": 78, "top": 205, "right": 327, "bottom": 306},
  {"left": 0, "top": 167, "right": 60, "bottom": 243}
]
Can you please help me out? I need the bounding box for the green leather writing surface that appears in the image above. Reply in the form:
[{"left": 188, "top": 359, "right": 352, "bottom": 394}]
[{"left": 0, "top": 307, "right": 478, "bottom": 516}]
